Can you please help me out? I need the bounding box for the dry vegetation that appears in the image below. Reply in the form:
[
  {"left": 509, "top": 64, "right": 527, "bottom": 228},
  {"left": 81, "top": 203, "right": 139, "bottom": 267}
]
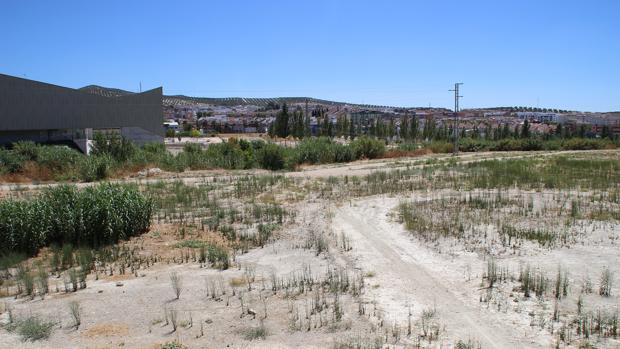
[{"left": 0, "top": 149, "right": 619, "bottom": 348}]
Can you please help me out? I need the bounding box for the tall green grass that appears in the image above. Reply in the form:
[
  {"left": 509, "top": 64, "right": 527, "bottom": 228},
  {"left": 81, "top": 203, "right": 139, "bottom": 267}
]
[{"left": 0, "top": 183, "right": 153, "bottom": 255}]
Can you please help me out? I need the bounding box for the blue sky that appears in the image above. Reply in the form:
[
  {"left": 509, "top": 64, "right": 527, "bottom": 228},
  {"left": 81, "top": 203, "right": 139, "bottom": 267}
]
[{"left": 1, "top": 0, "right": 619, "bottom": 111}]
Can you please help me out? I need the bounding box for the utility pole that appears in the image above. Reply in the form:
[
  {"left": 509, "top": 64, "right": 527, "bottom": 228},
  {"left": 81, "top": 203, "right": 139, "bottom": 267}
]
[
  {"left": 449, "top": 83, "right": 463, "bottom": 155},
  {"left": 305, "top": 98, "right": 309, "bottom": 137}
]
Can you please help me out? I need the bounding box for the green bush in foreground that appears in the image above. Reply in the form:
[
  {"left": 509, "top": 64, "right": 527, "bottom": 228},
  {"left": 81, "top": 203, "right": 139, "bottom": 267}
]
[{"left": 0, "top": 183, "right": 153, "bottom": 256}]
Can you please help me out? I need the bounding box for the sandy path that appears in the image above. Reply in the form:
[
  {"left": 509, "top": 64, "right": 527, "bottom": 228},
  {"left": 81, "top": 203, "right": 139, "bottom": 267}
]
[{"left": 334, "top": 196, "right": 547, "bottom": 349}]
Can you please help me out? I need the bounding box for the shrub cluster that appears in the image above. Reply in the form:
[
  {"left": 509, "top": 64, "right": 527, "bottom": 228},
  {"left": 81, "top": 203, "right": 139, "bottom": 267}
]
[
  {"left": 350, "top": 136, "right": 386, "bottom": 159},
  {"left": 0, "top": 183, "right": 153, "bottom": 255},
  {"left": 257, "top": 143, "right": 287, "bottom": 170},
  {"left": 291, "top": 136, "right": 384, "bottom": 165},
  {"left": 6, "top": 315, "right": 56, "bottom": 341},
  {"left": 1, "top": 134, "right": 613, "bottom": 182}
]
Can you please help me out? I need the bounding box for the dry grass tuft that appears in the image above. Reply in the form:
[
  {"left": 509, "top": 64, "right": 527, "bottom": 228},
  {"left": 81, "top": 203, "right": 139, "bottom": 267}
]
[{"left": 82, "top": 323, "right": 129, "bottom": 338}]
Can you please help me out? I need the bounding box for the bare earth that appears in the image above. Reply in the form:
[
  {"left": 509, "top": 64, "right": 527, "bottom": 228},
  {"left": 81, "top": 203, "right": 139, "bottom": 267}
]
[{"left": 334, "top": 196, "right": 549, "bottom": 349}]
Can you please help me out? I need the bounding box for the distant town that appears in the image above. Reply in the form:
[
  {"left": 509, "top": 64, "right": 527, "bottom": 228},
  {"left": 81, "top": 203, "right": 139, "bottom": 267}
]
[{"left": 154, "top": 91, "right": 620, "bottom": 140}]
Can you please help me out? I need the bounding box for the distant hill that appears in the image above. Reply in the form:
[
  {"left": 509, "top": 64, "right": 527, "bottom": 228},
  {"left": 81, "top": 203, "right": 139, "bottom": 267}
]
[
  {"left": 79, "top": 85, "right": 133, "bottom": 98},
  {"left": 164, "top": 95, "right": 357, "bottom": 107},
  {"left": 79, "top": 85, "right": 396, "bottom": 109}
]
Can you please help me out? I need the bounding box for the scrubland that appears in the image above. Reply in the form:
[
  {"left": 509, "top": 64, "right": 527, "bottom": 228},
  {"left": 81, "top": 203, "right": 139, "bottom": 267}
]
[{"left": 1, "top": 149, "right": 619, "bottom": 348}]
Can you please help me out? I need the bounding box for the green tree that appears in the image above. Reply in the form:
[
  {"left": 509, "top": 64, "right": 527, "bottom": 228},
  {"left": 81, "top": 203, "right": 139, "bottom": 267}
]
[
  {"left": 400, "top": 115, "right": 409, "bottom": 140},
  {"left": 348, "top": 117, "right": 356, "bottom": 140},
  {"left": 578, "top": 124, "right": 587, "bottom": 138},
  {"left": 472, "top": 125, "right": 480, "bottom": 139},
  {"left": 273, "top": 103, "right": 290, "bottom": 138},
  {"left": 601, "top": 125, "right": 612, "bottom": 139},
  {"left": 410, "top": 116, "right": 419, "bottom": 140},
  {"left": 555, "top": 123, "right": 563, "bottom": 138},
  {"left": 91, "top": 132, "right": 135, "bottom": 162},
  {"left": 521, "top": 119, "right": 530, "bottom": 138}
]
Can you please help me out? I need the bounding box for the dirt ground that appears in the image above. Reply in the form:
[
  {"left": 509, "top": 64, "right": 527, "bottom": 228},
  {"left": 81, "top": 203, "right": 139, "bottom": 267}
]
[{"left": 1, "top": 149, "right": 620, "bottom": 348}]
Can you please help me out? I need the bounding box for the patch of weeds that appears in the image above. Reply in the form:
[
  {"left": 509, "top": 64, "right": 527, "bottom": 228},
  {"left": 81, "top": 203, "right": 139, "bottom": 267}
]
[
  {"left": 243, "top": 322, "right": 268, "bottom": 340},
  {"left": 6, "top": 315, "right": 56, "bottom": 341},
  {"left": 455, "top": 339, "right": 482, "bottom": 349},
  {"left": 175, "top": 240, "right": 208, "bottom": 248},
  {"left": 160, "top": 341, "right": 188, "bottom": 349}
]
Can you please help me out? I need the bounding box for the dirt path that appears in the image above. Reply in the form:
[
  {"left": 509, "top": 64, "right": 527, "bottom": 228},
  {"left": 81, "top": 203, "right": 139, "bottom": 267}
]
[{"left": 333, "top": 196, "right": 548, "bottom": 349}]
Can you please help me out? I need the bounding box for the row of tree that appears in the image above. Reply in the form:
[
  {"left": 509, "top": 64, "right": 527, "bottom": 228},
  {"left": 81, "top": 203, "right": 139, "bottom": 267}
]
[{"left": 267, "top": 104, "right": 615, "bottom": 141}]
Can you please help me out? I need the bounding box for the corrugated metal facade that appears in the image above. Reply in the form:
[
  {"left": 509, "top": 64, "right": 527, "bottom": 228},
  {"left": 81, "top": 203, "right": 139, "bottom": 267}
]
[{"left": 0, "top": 73, "right": 163, "bottom": 140}]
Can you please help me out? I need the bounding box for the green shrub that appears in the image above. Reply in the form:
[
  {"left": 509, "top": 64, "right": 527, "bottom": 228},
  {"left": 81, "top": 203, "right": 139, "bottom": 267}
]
[
  {"left": 37, "top": 146, "right": 81, "bottom": 171},
  {"left": 398, "top": 143, "right": 421, "bottom": 151},
  {"left": 521, "top": 138, "right": 543, "bottom": 151},
  {"left": 350, "top": 136, "right": 385, "bottom": 159},
  {"left": 427, "top": 141, "right": 453, "bottom": 153},
  {"left": 0, "top": 252, "right": 27, "bottom": 271},
  {"left": 243, "top": 323, "right": 268, "bottom": 340},
  {"left": 204, "top": 142, "right": 246, "bottom": 169},
  {"left": 257, "top": 143, "right": 286, "bottom": 170},
  {"left": 128, "top": 142, "right": 172, "bottom": 168},
  {"left": 12, "top": 141, "right": 40, "bottom": 160},
  {"left": 458, "top": 138, "right": 488, "bottom": 152},
  {"left": 165, "top": 128, "right": 176, "bottom": 138},
  {"left": 333, "top": 143, "right": 354, "bottom": 162},
  {"left": 543, "top": 139, "right": 562, "bottom": 151},
  {"left": 143, "top": 142, "right": 167, "bottom": 154},
  {"left": 7, "top": 315, "right": 55, "bottom": 341},
  {"left": 207, "top": 244, "right": 229, "bottom": 269},
  {"left": 79, "top": 154, "right": 114, "bottom": 181},
  {"left": 0, "top": 148, "right": 27, "bottom": 173},
  {"left": 182, "top": 143, "right": 202, "bottom": 154},
  {"left": 559, "top": 138, "right": 611, "bottom": 150},
  {"left": 294, "top": 137, "right": 337, "bottom": 164},
  {"left": 91, "top": 132, "right": 136, "bottom": 162}
]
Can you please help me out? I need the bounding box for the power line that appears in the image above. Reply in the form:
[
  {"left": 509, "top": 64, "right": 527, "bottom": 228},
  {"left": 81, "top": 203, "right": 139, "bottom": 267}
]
[{"left": 449, "top": 83, "right": 463, "bottom": 155}]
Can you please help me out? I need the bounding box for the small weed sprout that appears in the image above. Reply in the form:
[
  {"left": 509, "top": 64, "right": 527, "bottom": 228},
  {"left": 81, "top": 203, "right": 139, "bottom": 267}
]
[
  {"left": 169, "top": 308, "right": 178, "bottom": 332},
  {"left": 170, "top": 271, "right": 182, "bottom": 299},
  {"left": 599, "top": 268, "right": 613, "bottom": 297},
  {"left": 68, "top": 301, "right": 81, "bottom": 329},
  {"left": 243, "top": 320, "right": 268, "bottom": 340}
]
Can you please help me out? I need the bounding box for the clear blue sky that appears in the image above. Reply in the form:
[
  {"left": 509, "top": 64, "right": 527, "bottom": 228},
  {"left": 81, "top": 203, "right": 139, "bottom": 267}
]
[{"left": 2, "top": 0, "right": 619, "bottom": 111}]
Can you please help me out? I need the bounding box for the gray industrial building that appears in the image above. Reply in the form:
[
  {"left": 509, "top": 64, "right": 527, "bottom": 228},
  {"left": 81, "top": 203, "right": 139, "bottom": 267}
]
[{"left": 0, "top": 73, "right": 163, "bottom": 152}]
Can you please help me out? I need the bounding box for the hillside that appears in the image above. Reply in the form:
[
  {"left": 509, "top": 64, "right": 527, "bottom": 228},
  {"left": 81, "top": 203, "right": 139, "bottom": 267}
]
[{"left": 79, "top": 85, "right": 395, "bottom": 109}]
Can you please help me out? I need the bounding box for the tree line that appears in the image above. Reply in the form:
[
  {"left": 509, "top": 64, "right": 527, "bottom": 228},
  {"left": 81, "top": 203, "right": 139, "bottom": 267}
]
[{"left": 266, "top": 103, "right": 616, "bottom": 142}]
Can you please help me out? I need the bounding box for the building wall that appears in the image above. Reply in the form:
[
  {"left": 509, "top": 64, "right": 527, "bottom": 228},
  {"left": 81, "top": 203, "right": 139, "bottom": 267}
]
[{"left": 0, "top": 73, "right": 163, "bottom": 145}]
